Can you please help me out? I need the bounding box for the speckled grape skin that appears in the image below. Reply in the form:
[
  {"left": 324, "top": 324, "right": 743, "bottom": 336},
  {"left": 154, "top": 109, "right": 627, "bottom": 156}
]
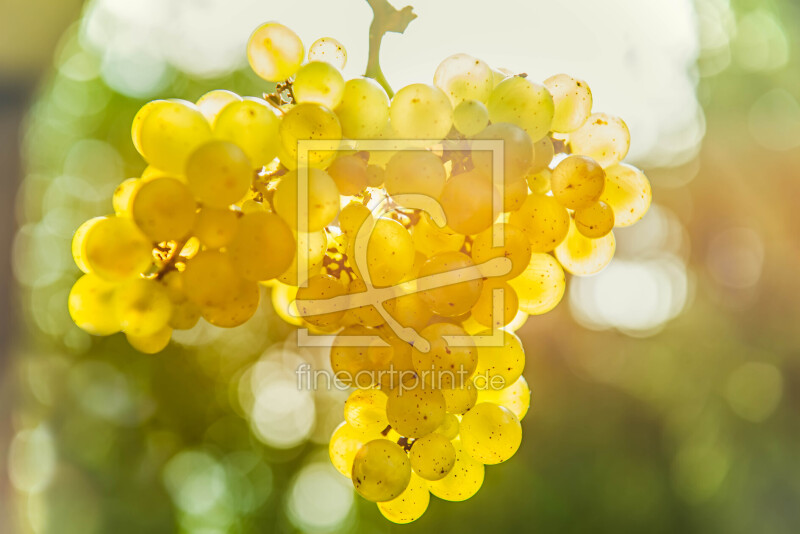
[
  {"left": 569, "top": 112, "right": 630, "bottom": 168},
  {"left": 471, "top": 223, "right": 532, "bottom": 280},
  {"left": 426, "top": 439, "right": 485, "bottom": 501},
  {"left": 418, "top": 253, "right": 483, "bottom": 317},
  {"left": 550, "top": 155, "right": 606, "bottom": 210},
  {"left": 508, "top": 253, "right": 566, "bottom": 316},
  {"left": 441, "top": 382, "right": 478, "bottom": 415},
  {"left": 600, "top": 163, "right": 652, "bottom": 227},
  {"left": 386, "top": 383, "right": 446, "bottom": 438},
  {"left": 460, "top": 402, "right": 522, "bottom": 464},
  {"left": 352, "top": 439, "right": 412, "bottom": 502},
  {"left": 509, "top": 193, "right": 570, "bottom": 252},
  {"left": 474, "top": 330, "right": 525, "bottom": 389},
  {"left": 412, "top": 323, "right": 478, "bottom": 388},
  {"left": 574, "top": 200, "right": 615, "bottom": 238},
  {"left": 410, "top": 433, "right": 456, "bottom": 480},
  {"left": 488, "top": 76, "right": 554, "bottom": 141},
  {"left": 377, "top": 472, "right": 430, "bottom": 524},
  {"left": 544, "top": 74, "right": 593, "bottom": 133}
]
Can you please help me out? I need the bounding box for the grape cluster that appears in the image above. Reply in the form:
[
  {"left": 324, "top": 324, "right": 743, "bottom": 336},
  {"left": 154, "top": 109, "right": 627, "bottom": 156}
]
[{"left": 66, "top": 20, "right": 652, "bottom": 521}]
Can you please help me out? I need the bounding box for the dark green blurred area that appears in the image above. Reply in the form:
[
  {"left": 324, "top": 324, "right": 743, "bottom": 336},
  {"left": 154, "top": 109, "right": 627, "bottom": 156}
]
[{"left": 3, "top": 0, "right": 800, "bottom": 533}]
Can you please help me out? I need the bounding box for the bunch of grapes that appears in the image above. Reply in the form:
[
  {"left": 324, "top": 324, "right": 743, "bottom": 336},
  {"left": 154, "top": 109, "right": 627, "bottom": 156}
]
[{"left": 67, "top": 19, "right": 652, "bottom": 522}]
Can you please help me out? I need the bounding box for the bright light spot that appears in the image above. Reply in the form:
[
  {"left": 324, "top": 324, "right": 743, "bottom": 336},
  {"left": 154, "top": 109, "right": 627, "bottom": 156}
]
[
  {"left": 287, "top": 462, "right": 354, "bottom": 532},
  {"left": 733, "top": 10, "right": 789, "bottom": 72},
  {"left": 725, "top": 362, "right": 783, "bottom": 423},
  {"left": 67, "top": 361, "right": 137, "bottom": 424},
  {"left": 163, "top": 450, "right": 227, "bottom": 516},
  {"left": 748, "top": 89, "right": 800, "bottom": 151},
  {"left": 250, "top": 378, "right": 316, "bottom": 449},
  {"left": 101, "top": 41, "right": 172, "bottom": 98},
  {"left": 706, "top": 227, "right": 764, "bottom": 289},
  {"left": 8, "top": 425, "right": 57, "bottom": 494}
]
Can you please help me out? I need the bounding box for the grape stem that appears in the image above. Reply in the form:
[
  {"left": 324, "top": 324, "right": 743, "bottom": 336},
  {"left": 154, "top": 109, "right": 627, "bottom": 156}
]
[{"left": 364, "top": 0, "right": 417, "bottom": 97}]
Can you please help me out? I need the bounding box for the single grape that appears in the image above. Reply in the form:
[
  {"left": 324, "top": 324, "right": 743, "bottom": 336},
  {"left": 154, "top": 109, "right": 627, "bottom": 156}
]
[
  {"left": 335, "top": 78, "right": 390, "bottom": 139},
  {"left": 138, "top": 100, "right": 212, "bottom": 174},
  {"left": 412, "top": 323, "right": 477, "bottom": 388},
  {"left": 114, "top": 278, "right": 173, "bottom": 337},
  {"left": 460, "top": 402, "right": 522, "bottom": 464},
  {"left": 473, "top": 330, "right": 525, "bottom": 391},
  {"left": 488, "top": 76, "right": 554, "bottom": 141},
  {"left": 279, "top": 102, "right": 342, "bottom": 169},
  {"left": 185, "top": 140, "right": 252, "bottom": 208},
  {"left": 569, "top": 112, "right": 630, "bottom": 168},
  {"left": 436, "top": 413, "right": 460, "bottom": 440},
  {"left": 472, "top": 122, "right": 533, "bottom": 185},
  {"left": 277, "top": 230, "right": 328, "bottom": 286},
  {"left": 293, "top": 61, "right": 345, "bottom": 109},
  {"left": 247, "top": 22, "right": 304, "bottom": 82},
  {"left": 112, "top": 179, "right": 139, "bottom": 217},
  {"left": 411, "top": 214, "right": 463, "bottom": 257},
  {"left": 599, "top": 163, "right": 652, "bottom": 227},
  {"left": 213, "top": 98, "right": 280, "bottom": 169},
  {"left": 192, "top": 207, "right": 239, "bottom": 249},
  {"left": 169, "top": 299, "right": 201, "bottom": 330},
  {"left": 326, "top": 154, "right": 368, "bottom": 196},
  {"left": 126, "top": 325, "right": 172, "bottom": 354},
  {"left": 418, "top": 252, "right": 483, "bottom": 317},
  {"left": 183, "top": 250, "right": 245, "bottom": 308},
  {"left": 384, "top": 150, "right": 446, "bottom": 199},
  {"left": 199, "top": 277, "right": 261, "bottom": 327},
  {"left": 131, "top": 177, "right": 197, "bottom": 242},
  {"left": 477, "top": 375, "right": 531, "bottom": 421},
  {"left": 385, "top": 292, "right": 433, "bottom": 332},
  {"left": 195, "top": 89, "right": 241, "bottom": 122},
  {"left": 508, "top": 253, "right": 566, "bottom": 315},
  {"left": 347, "top": 277, "right": 386, "bottom": 327},
  {"left": 470, "top": 223, "right": 532, "bottom": 280},
  {"left": 574, "top": 201, "right": 615, "bottom": 238},
  {"left": 440, "top": 170, "right": 500, "bottom": 236},
  {"left": 503, "top": 178, "right": 529, "bottom": 212},
  {"left": 410, "top": 433, "right": 456, "bottom": 480},
  {"left": 544, "top": 74, "right": 593, "bottom": 133},
  {"left": 344, "top": 389, "right": 389, "bottom": 432},
  {"left": 441, "top": 381, "right": 478, "bottom": 415},
  {"left": 386, "top": 382, "right": 446, "bottom": 438},
  {"left": 295, "top": 273, "right": 348, "bottom": 328},
  {"left": 390, "top": 84, "right": 453, "bottom": 141},
  {"left": 508, "top": 193, "right": 570, "bottom": 252},
  {"left": 453, "top": 99, "right": 489, "bottom": 137},
  {"left": 550, "top": 155, "right": 605, "bottom": 210},
  {"left": 433, "top": 54, "right": 494, "bottom": 105},
  {"left": 366, "top": 164, "right": 385, "bottom": 187},
  {"left": 352, "top": 439, "right": 412, "bottom": 502},
  {"left": 82, "top": 217, "right": 153, "bottom": 282},
  {"left": 329, "top": 422, "right": 373, "bottom": 478},
  {"left": 530, "top": 134, "right": 555, "bottom": 174},
  {"left": 68, "top": 273, "right": 122, "bottom": 335},
  {"left": 526, "top": 167, "right": 552, "bottom": 195},
  {"left": 330, "top": 325, "right": 392, "bottom": 388},
  {"left": 308, "top": 37, "right": 347, "bottom": 69},
  {"left": 338, "top": 202, "right": 373, "bottom": 237},
  {"left": 131, "top": 100, "right": 163, "bottom": 156},
  {"left": 554, "top": 218, "right": 616, "bottom": 276},
  {"left": 72, "top": 216, "right": 105, "bottom": 274},
  {"left": 426, "top": 439, "right": 484, "bottom": 501},
  {"left": 470, "top": 279, "right": 519, "bottom": 328},
  {"left": 273, "top": 167, "right": 340, "bottom": 232},
  {"left": 377, "top": 472, "right": 430, "bottom": 524},
  {"left": 349, "top": 217, "right": 415, "bottom": 287}
]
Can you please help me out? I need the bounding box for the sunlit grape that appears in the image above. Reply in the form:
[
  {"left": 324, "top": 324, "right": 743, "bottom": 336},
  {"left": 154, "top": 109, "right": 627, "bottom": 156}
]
[
  {"left": 199, "top": 277, "right": 260, "bottom": 327},
  {"left": 477, "top": 376, "right": 531, "bottom": 421},
  {"left": 390, "top": 84, "right": 453, "bottom": 141},
  {"left": 114, "top": 278, "right": 173, "bottom": 337},
  {"left": 472, "top": 122, "right": 533, "bottom": 185},
  {"left": 426, "top": 439, "right": 484, "bottom": 501},
  {"left": 508, "top": 253, "right": 566, "bottom": 315},
  {"left": 550, "top": 155, "right": 605, "bottom": 210},
  {"left": 409, "top": 433, "right": 456, "bottom": 480},
  {"left": 126, "top": 325, "right": 172, "bottom": 354},
  {"left": 509, "top": 193, "right": 570, "bottom": 252},
  {"left": 112, "top": 179, "right": 138, "bottom": 217},
  {"left": 68, "top": 273, "right": 121, "bottom": 335},
  {"left": 544, "top": 74, "right": 593, "bottom": 133},
  {"left": 554, "top": 219, "right": 615, "bottom": 276},
  {"left": 460, "top": 402, "right": 522, "bottom": 464},
  {"left": 574, "top": 201, "right": 615, "bottom": 238},
  {"left": 471, "top": 223, "right": 532, "bottom": 280},
  {"left": 433, "top": 54, "right": 494, "bottom": 105},
  {"left": 569, "top": 112, "right": 630, "bottom": 168},
  {"left": 192, "top": 207, "right": 239, "bottom": 249},
  {"left": 412, "top": 323, "right": 477, "bottom": 388},
  {"left": 138, "top": 100, "right": 212, "bottom": 174},
  {"left": 530, "top": 134, "right": 554, "bottom": 174},
  {"left": 378, "top": 473, "right": 430, "bottom": 524},
  {"left": 213, "top": 98, "right": 280, "bottom": 169},
  {"left": 247, "top": 22, "right": 304, "bottom": 82},
  {"left": 335, "top": 78, "right": 390, "bottom": 139},
  {"left": 411, "top": 214, "right": 463, "bottom": 258},
  {"left": 326, "top": 154, "right": 368, "bottom": 196},
  {"left": 600, "top": 163, "right": 652, "bottom": 227},
  {"left": 279, "top": 102, "right": 343, "bottom": 168},
  {"left": 384, "top": 150, "right": 446, "bottom": 199},
  {"left": 418, "top": 253, "right": 482, "bottom": 317},
  {"left": 329, "top": 422, "right": 373, "bottom": 478},
  {"left": 344, "top": 389, "right": 389, "bottom": 432},
  {"left": 453, "top": 99, "right": 489, "bottom": 136},
  {"left": 293, "top": 61, "right": 345, "bottom": 109},
  {"left": 352, "top": 439, "right": 412, "bottom": 502},
  {"left": 441, "top": 381, "right": 478, "bottom": 415},
  {"left": 195, "top": 89, "right": 241, "bottom": 122},
  {"left": 471, "top": 279, "right": 519, "bottom": 328},
  {"left": 440, "top": 170, "right": 500, "bottom": 236},
  {"left": 82, "top": 217, "right": 153, "bottom": 282},
  {"left": 350, "top": 217, "right": 415, "bottom": 287},
  {"left": 273, "top": 167, "right": 340, "bottom": 232},
  {"left": 185, "top": 140, "right": 252, "bottom": 208},
  {"left": 474, "top": 330, "right": 524, "bottom": 391},
  {"left": 386, "top": 383, "right": 446, "bottom": 438},
  {"left": 338, "top": 202, "right": 373, "bottom": 237},
  {"left": 308, "top": 37, "right": 347, "bottom": 69},
  {"left": 488, "top": 76, "right": 554, "bottom": 141},
  {"left": 131, "top": 177, "right": 197, "bottom": 242},
  {"left": 295, "top": 274, "right": 348, "bottom": 328}
]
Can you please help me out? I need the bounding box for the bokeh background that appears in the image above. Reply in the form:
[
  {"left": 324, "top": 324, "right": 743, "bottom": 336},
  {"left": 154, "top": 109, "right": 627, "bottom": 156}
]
[{"left": 2, "top": 0, "right": 799, "bottom": 532}]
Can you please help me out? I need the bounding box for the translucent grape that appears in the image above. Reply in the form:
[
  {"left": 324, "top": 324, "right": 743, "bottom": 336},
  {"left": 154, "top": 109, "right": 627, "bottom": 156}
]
[
  {"left": 195, "top": 89, "right": 241, "bottom": 122},
  {"left": 385, "top": 292, "right": 433, "bottom": 332},
  {"left": 503, "top": 178, "right": 528, "bottom": 212},
  {"left": 437, "top": 414, "right": 460, "bottom": 440},
  {"left": 247, "top": 22, "right": 304, "bottom": 82},
  {"left": 441, "top": 381, "right": 478, "bottom": 415},
  {"left": 526, "top": 168, "right": 552, "bottom": 195},
  {"left": 453, "top": 99, "right": 489, "bottom": 137},
  {"left": 470, "top": 223, "right": 532, "bottom": 280},
  {"left": 530, "top": 134, "right": 554, "bottom": 174},
  {"left": 352, "top": 439, "right": 412, "bottom": 502},
  {"left": 295, "top": 273, "right": 348, "bottom": 328},
  {"left": 350, "top": 217, "right": 414, "bottom": 287},
  {"left": 138, "top": 100, "right": 212, "bottom": 174},
  {"left": 112, "top": 179, "right": 138, "bottom": 217},
  {"left": 213, "top": 98, "right": 280, "bottom": 169},
  {"left": 169, "top": 299, "right": 201, "bottom": 330},
  {"left": 344, "top": 389, "right": 389, "bottom": 432},
  {"left": 279, "top": 102, "right": 342, "bottom": 168},
  {"left": 509, "top": 193, "right": 570, "bottom": 252},
  {"left": 185, "top": 140, "right": 252, "bottom": 208},
  {"left": 569, "top": 112, "right": 630, "bottom": 168},
  {"left": 68, "top": 273, "right": 121, "bottom": 335},
  {"left": 472, "top": 122, "right": 533, "bottom": 185},
  {"left": 433, "top": 54, "right": 494, "bottom": 105},
  {"left": 386, "top": 383, "right": 446, "bottom": 438},
  {"left": 488, "top": 76, "right": 554, "bottom": 141},
  {"left": 277, "top": 230, "right": 328, "bottom": 286},
  {"left": 477, "top": 375, "right": 531, "bottom": 421},
  {"left": 346, "top": 277, "right": 386, "bottom": 327},
  {"left": 131, "top": 100, "right": 163, "bottom": 156},
  {"left": 411, "top": 214, "right": 463, "bottom": 257},
  {"left": 412, "top": 323, "right": 477, "bottom": 388},
  {"left": 183, "top": 250, "right": 245, "bottom": 308},
  {"left": 418, "top": 252, "right": 483, "bottom": 317},
  {"left": 574, "top": 201, "right": 615, "bottom": 238},
  {"left": 72, "top": 216, "right": 105, "bottom": 273},
  {"left": 293, "top": 61, "right": 345, "bottom": 109},
  {"left": 554, "top": 219, "right": 616, "bottom": 276},
  {"left": 544, "top": 74, "right": 593, "bottom": 133},
  {"left": 474, "top": 330, "right": 525, "bottom": 391},
  {"left": 273, "top": 168, "right": 340, "bottom": 232},
  {"left": 378, "top": 472, "right": 430, "bottom": 524},
  {"left": 550, "top": 155, "right": 605, "bottom": 210},
  {"left": 460, "top": 402, "right": 522, "bottom": 464},
  {"left": 599, "top": 163, "right": 652, "bottom": 227},
  {"left": 200, "top": 278, "right": 260, "bottom": 327},
  {"left": 366, "top": 164, "right": 385, "bottom": 187},
  {"left": 192, "top": 207, "right": 239, "bottom": 249},
  {"left": 426, "top": 439, "right": 484, "bottom": 501},
  {"left": 508, "top": 253, "right": 566, "bottom": 315},
  {"left": 384, "top": 150, "right": 446, "bottom": 199},
  {"left": 126, "top": 325, "right": 172, "bottom": 354},
  {"left": 470, "top": 279, "right": 519, "bottom": 328},
  {"left": 335, "top": 78, "right": 390, "bottom": 139},
  {"left": 326, "top": 154, "right": 368, "bottom": 196},
  {"left": 82, "top": 217, "right": 153, "bottom": 282},
  {"left": 330, "top": 325, "right": 390, "bottom": 388},
  {"left": 308, "top": 37, "right": 347, "bottom": 69},
  {"left": 338, "top": 202, "right": 372, "bottom": 237},
  {"left": 114, "top": 278, "right": 173, "bottom": 337},
  {"left": 131, "top": 177, "right": 197, "bottom": 242},
  {"left": 329, "top": 422, "right": 373, "bottom": 478},
  {"left": 390, "top": 84, "right": 453, "bottom": 141},
  {"left": 440, "top": 170, "right": 500, "bottom": 236},
  {"left": 410, "top": 433, "right": 456, "bottom": 480}
]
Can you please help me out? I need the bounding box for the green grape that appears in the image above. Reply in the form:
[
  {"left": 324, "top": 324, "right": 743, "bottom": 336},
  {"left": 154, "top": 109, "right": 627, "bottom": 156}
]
[
  {"left": 453, "top": 99, "right": 489, "bottom": 137},
  {"left": 377, "top": 472, "right": 430, "bottom": 524},
  {"left": 474, "top": 330, "right": 524, "bottom": 391},
  {"left": 426, "top": 439, "right": 484, "bottom": 501},
  {"left": 185, "top": 140, "right": 252, "bottom": 208},
  {"left": 491, "top": 67, "right": 513, "bottom": 86},
  {"left": 477, "top": 375, "right": 530, "bottom": 421},
  {"left": 199, "top": 277, "right": 260, "bottom": 327},
  {"left": 126, "top": 325, "right": 172, "bottom": 354},
  {"left": 544, "top": 74, "right": 593, "bottom": 133},
  {"left": 412, "top": 323, "right": 477, "bottom": 388},
  {"left": 441, "top": 381, "right": 478, "bottom": 415},
  {"left": 338, "top": 202, "right": 373, "bottom": 237},
  {"left": 273, "top": 167, "right": 340, "bottom": 232},
  {"left": 279, "top": 102, "right": 342, "bottom": 168},
  {"left": 192, "top": 207, "right": 239, "bottom": 249},
  {"left": 418, "top": 252, "right": 483, "bottom": 317},
  {"left": 183, "top": 250, "right": 244, "bottom": 308},
  {"left": 366, "top": 164, "right": 385, "bottom": 187},
  {"left": 471, "top": 223, "right": 532, "bottom": 280},
  {"left": 386, "top": 382, "right": 446, "bottom": 438},
  {"left": 440, "top": 170, "right": 500, "bottom": 236},
  {"left": 411, "top": 214, "right": 463, "bottom": 257},
  {"left": 509, "top": 193, "right": 570, "bottom": 252},
  {"left": 247, "top": 22, "right": 304, "bottom": 82},
  {"left": 335, "top": 78, "right": 390, "bottom": 139},
  {"left": 114, "top": 278, "right": 173, "bottom": 337},
  {"left": 503, "top": 177, "right": 529, "bottom": 212},
  {"left": 347, "top": 277, "right": 386, "bottom": 327},
  {"left": 72, "top": 216, "right": 105, "bottom": 274},
  {"left": 82, "top": 217, "right": 153, "bottom": 282},
  {"left": 574, "top": 201, "right": 615, "bottom": 238},
  {"left": 384, "top": 150, "right": 446, "bottom": 199},
  {"left": 68, "top": 273, "right": 122, "bottom": 335},
  {"left": 138, "top": 99, "right": 212, "bottom": 174},
  {"left": 433, "top": 54, "right": 494, "bottom": 105},
  {"left": 471, "top": 279, "right": 519, "bottom": 328},
  {"left": 554, "top": 219, "right": 615, "bottom": 276},
  {"left": 472, "top": 122, "right": 533, "bottom": 185},
  {"left": 526, "top": 168, "right": 552, "bottom": 195},
  {"left": 308, "top": 37, "right": 347, "bottom": 69},
  {"left": 599, "top": 163, "right": 651, "bottom": 227},
  {"left": 131, "top": 177, "right": 197, "bottom": 242},
  {"left": 293, "top": 61, "right": 345, "bottom": 109},
  {"left": 508, "top": 253, "right": 566, "bottom": 315},
  {"left": 330, "top": 325, "right": 384, "bottom": 388},
  {"left": 277, "top": 230, "right": 328, "bottom": 285},
  {"left": 131, "top": 100, "right": 163, "bottom": 156},
  {"left": 295, "top": 273, "right": 348, "bottom": 328},
  {"left": 112, "top": 178, "right": 138, "bottom": 217},
  {"left": 569, "top": 112, "right": 630, "bottom": 168},
  {"left": 488, "top": 76, "right": 554, "bottom": 141},
  {"left": 350, "top": 217, "right": 414, "bottom": 287},
  {"left": 345, "top": 389, "right": 389, "bottom": 432},
  {"left": 550, "top": 155, "right": 605, "bottom": 210},
  {"left": 352, "top": 439, "right": 412, "bottom": 502},
  {"left": 390, "top": 84, "right": 453, "bottom": 141},
  {"left": 530, "top": 134, "right": 554, "bottom": 174},
  {"left": 213, "top": 98, "right": 280, "bottom": 169},
  {"left": 329, "top": 422, "right": 374, "bottom": 478},
  {"left": 460, "top": 402, "right": 522, "bottom": 464},
  {"left": 195, "top": 89, "right": 241, "bottom": 122},
  {"left": 410, "top": 433, "right": 456, "bottom": 480},
  {"left": 436, "top": 413, "right": 460, "bottom": 440},
  {"left": 327, "top": 154, "right": 368, "bottom": 196},
  {"left": 385, "top": 292, "right": 433, "bottom": 332},
  {"left": 169, "top": 299, "right": 201, "bottom": 330}
]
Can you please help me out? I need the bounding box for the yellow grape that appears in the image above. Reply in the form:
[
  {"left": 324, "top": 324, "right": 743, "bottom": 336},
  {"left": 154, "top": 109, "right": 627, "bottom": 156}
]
[
  {"left": 330, "top": 325, "right": 387, "bottom": 388},
  {"left": 503, "top": 178, "right": 528, "bottom": 212},
  {"left": 440, "top": 170, "right": 500, "bottom": 236},
  {"left": 347, "top": 277, "right": 386, "bottom": 327},
  {"left": 195, "top": 89, "right": 241, "bottom": 122},
  {"left": 72, "top": 216, "right": 105, "bottom": 273},
  {"left": 126, "top": 325, "right": 172, "bottom": 354},
  {"left": 491, "top": 67, "right": 513, "bottom": 86},
  {"left": 366, "top": 164, "right": 385, "bottom": 187},
  {"left": 410, "top": 433, "right": 456, "bottom": 481},
  {"left": 544, "top": 74, "right": 593, "bottom": 133},
  {"left": 377, "top": 472, "right": 430, "bottom": 524},
  {"left": 569, "top": 112, "right": 630, "bottom": 168},
  {"left": 329, "top": 422, "right": 374, "bottom": 478},
  {"left": 335, "top": 78, "right": 390, "bottom": 139},
  {"left": 508, "top": 253, "right": 566, "bottom": 315},
  {"left": 411, "top": 214, "right": 463, "bottom": 257},
  {"left": 112, "top": 178, "right": 139, "bottom": 216},
  {"left": 200, "top": 278, "right": 260, "bottom": 327},
  {"left": 384, "top": 150, "right": 446, "bottom": 199},
  {"left": 453, "top": 99, "right": 489, "bottom": 137},
  {"left": 441, "top": 381, "right": 478, "bottom": 415},
  {"left": 436, "top": 414, "right": 460, "bottom": 440},
  {"left": 418, "top": 252, "right": 483, "bottom": 317},
  {"left": 530, "top": 134, "right": 554, "bottom": 174},
  {"left": 386, "top": 382, "right": 446, "bottom": 438},
  {"left": 574, "top": 201, "right": 615, "bottom": 238},
  {"left": 477, "top": 375, "right": 531, "bottom": 421},
  {"left": 460, "top": 402, "right": 522, "bottom": 464},
  {"left": 474, "top": 330, "right": 525, "bottom": 391},
  {"left": 470, "top": 223, "right": 532, "bottom": 280},
  {"left": 344, "top": 389, "right": 389, "bottom": 432},
  {"left": 226, "top": 212, "right": 296, "bottom": 281},
  {"left": 295, "top": 273, "right": 348, "bottom": 328},
  {"left": 68, "top": 273, "right": 121, "bottom": 335},
  {"left": 213, "top": 98, "right": 280, "bottom": 169},
  {"left": 192, "top": 207, "right": 239, "bottom": 249},
  {"left": 131, "top": 177, "right": 197, "bottom": 243},
  {"left": 471, "top": 122, "right": 533, "bottom": 185},
  {"left": 169, "top": 299, "right": 201, "bottom": 330},
  {"left": 385, "top": 292, "right": 433, "bottom": 333},
  {"left": 138, "top": 100, "right": 212, "bottom": 174},
  {"left": 293, "top": 61, "right": 345, "bottom": 109},
  {"left": 271, "top": 282, "right": 302, "bottom": 326},
  {"left": 471, "top": 279, "right": 519, "bottom": 328},
  {"left": 550, "top": 155, "right": 605, "bottom": 210},
  {"left": 412, "top": 323, "right": 477, "bottom": 388},
  {"left": 599, "top": 163, "right": 652, "bottom": 227},
  {"left": 114, "top": 278, "right": 173, "bottom": 337},
  {"left": 350, "top": 217, "right": 414, "bottom": 287},
  {"left": 131, "top": 100, "right": 163, "bottom": 156},
  {"left": 526, "top": 168, "right": 552, "bottom": 195},
  {"left": 183, "top": 250, "right": 244, "bottom": 308},
  {"left": 277, "top": 230, "right": 328, "bottom": 285},
  {"left": 279, "top": 102, "right": 342, "bottom": 168},
  {"left": 326, "top": 154, "right": 368, "bottom": 196},
  {"left": 352, "top": 439, "right": 412, "bottom": 502},
  {"left": 390, "top": 83, "right": 453, "bottom": 141},
  {"left": 554, "top": 219, "right": 616, "bottom": 276},
  {"left": 488, "top": 76, "right": 554, "bottom": 141},
  {"left": 273, "top": 167, "right": 340, "bottom": 232},
  {"left": 509, "top": 193, "right": 570, "bottom": 252},
  {"left": 185, "top": 140, "right": 252, "bottom": 207},
  {"left": 247, "top": 22, "right": 304, "bottom": 82},
  {"left": 308, "top": 37, "right": 347, "bottom": 69},
  {"left": 426, "top": 439, "right": 484, "bottom": 501},
  {"left": 82, "top": 217, "right": 153, "bottom": 282},
  {"left": 338, "top": 201, "right": 373, "bottom": 237},
  {"left": 433, "top": 54, "right": 494, "bottom": 105}
]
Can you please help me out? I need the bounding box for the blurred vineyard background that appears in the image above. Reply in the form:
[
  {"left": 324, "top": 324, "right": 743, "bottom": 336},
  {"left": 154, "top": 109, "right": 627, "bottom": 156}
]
[{"left": 2, "top": 0, "right": 800, "bottom": 532}]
